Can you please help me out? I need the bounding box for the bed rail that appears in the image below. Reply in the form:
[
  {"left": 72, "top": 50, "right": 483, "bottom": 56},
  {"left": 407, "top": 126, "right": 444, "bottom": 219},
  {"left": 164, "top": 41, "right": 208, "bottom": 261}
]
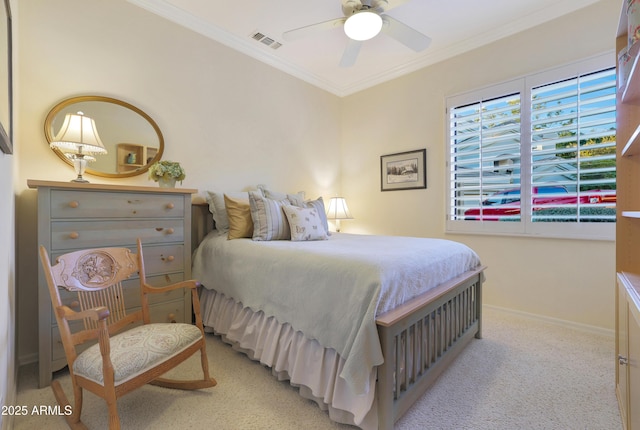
[{"left": 376, "top": 266, "right": 485, "bottom": 429}]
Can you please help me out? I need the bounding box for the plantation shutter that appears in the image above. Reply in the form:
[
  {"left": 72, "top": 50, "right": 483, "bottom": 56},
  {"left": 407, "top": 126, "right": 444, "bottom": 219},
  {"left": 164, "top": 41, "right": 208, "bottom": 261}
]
[
  {"left": 449, "top": 93, "right": 522, "bottom": 221},
  {"left": 530, "top": 68, "right": 617, "bottom": 222}
]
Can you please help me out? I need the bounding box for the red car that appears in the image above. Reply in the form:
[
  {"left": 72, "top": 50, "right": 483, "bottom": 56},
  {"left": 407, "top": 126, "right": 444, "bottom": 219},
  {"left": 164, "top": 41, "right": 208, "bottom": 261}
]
[{"left": 463, "top": 186, "right": 616, "bottom": 221}]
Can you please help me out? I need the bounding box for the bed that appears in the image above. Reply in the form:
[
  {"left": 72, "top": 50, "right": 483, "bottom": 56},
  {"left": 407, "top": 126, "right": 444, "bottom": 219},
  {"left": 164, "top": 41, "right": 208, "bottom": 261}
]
[{"left": 191, "top": 199, "right": 485, "bottom": 429}]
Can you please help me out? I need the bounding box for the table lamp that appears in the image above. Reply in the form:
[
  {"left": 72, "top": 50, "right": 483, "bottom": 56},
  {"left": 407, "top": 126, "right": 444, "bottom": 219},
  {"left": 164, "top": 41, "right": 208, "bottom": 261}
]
[
  {"left": 326, "top": 197, "right": 354, "bottom": 232},
  {"left": 50, "top": 112, "right": 107, "bottom": 183}
]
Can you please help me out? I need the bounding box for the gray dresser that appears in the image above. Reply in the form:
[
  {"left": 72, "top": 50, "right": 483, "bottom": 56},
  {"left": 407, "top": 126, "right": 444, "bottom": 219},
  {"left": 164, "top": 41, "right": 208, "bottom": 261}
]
[{"left": 28, "top": 180, "right": 197, "bottom": 388}]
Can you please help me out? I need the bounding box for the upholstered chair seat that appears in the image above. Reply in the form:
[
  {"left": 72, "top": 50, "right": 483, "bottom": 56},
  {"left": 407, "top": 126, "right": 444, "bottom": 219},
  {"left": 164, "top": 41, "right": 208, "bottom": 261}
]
[{"left": 74, "top": 323, "right": 202, "bottom": 386}]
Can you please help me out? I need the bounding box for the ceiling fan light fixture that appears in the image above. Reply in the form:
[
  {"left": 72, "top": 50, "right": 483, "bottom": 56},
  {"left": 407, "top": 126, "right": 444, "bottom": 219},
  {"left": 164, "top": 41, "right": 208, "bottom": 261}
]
[{"left": 344, "top": 11, "right": 382, "bottom": 41}]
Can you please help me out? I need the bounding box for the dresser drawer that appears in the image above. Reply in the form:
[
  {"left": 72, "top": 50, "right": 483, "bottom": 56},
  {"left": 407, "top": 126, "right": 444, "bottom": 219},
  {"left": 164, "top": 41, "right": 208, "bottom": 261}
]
[
  {"left": 148, "top": 300, "right": 187, "bottom": 324},
  {"left": 52, "top": 245, "right": 184, "bottom": 274},
  {"left": 141, "top": 245, "right": 185, "bottom": 274},
  {"left": 51, "top": 190, "right": 184, "bottom": 219},
  {"left": 51, "top": 219, "right": 184, "bottom": 250}
]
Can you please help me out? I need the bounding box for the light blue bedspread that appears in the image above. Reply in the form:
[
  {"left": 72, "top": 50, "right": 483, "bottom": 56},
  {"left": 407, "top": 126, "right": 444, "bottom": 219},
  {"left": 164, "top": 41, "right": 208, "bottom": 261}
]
[{"left": 192, "top": 232, "right": 481, "bottom": 395}]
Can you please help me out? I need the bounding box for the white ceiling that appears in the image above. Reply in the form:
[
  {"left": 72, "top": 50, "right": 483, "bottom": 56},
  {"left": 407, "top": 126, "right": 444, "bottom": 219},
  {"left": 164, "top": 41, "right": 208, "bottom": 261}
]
[{"left": 128, "top": 0, "right": 603, "bottom": 96}]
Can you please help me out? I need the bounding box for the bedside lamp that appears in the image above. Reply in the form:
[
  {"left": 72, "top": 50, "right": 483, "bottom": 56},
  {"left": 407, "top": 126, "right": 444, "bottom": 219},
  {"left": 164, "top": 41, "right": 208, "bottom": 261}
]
[
  {"left": 326, "top": 197, "right": 354, "bottom": 232},
  {"left": 50, "top": 112, "right": 107, "bottom": 183}
]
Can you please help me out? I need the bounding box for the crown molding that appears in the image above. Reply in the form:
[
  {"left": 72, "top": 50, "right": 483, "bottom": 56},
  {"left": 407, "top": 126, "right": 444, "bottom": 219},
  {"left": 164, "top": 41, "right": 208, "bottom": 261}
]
[{"left": 128, "top": 0, "right": 602, "bottom": 97}]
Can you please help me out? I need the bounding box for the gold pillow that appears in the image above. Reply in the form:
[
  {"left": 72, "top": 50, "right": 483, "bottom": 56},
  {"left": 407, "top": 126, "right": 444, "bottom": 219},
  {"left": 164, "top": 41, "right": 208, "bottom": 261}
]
[{"left": 224, "top": 194, "right": 253, "bottom": 239}]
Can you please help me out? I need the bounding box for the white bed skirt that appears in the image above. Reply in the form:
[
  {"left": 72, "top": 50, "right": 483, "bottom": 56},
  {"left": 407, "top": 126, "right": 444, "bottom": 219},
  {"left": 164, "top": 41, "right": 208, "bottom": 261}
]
[{"left": 199, "top": 287, "right": 378, "bottom": 429}]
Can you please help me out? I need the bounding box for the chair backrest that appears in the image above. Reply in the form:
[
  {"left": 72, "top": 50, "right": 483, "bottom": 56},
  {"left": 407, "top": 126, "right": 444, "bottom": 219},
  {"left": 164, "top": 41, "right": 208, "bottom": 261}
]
[{"left": 39, "top": 245, "right": 146, "bottom": 354}]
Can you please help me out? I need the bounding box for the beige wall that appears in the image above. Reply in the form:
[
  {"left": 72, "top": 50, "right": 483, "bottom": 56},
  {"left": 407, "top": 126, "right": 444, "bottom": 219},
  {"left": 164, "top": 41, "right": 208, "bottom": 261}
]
[
  {"left": 341, "top": 0, "right": 619, "bottom": 330},
  {"left": 15, "top": 0, "right": 342, "bottom": 363},
  {"left": 13, "top": 0, "right": 620, "bottom": 369}
]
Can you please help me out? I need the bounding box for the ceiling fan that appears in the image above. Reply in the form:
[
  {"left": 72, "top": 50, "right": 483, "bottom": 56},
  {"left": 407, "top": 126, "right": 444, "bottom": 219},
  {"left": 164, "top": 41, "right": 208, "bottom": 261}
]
[{"left": 282, "top": 0, "right": 431, "bottom": 67}]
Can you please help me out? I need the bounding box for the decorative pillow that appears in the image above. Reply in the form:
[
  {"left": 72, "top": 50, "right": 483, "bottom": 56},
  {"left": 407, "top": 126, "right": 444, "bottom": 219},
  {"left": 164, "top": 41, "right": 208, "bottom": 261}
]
[
  {"left": 206, "top": 190, "right": 259, "bottom": 235},
  {"left": 248, "top": 191, "right": 291, "bottom": 241},
  {"left": 282, "top": 205, "right": 329, "bottom": 241},
  {"left": 289, "top": 196, "right": 331, "bottom": 236},
  {"left": 257, "top": 185, "right": 305, "bottom": 206},
  {"left": 224, "top": 194, "right": 253, "bottom": 240}
]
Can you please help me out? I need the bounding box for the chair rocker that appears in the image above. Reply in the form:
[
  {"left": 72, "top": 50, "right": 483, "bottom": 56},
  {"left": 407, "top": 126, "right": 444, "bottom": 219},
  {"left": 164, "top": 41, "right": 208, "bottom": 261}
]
[{"left": 39, "top": 238, "right": 216, "bottom": 430}]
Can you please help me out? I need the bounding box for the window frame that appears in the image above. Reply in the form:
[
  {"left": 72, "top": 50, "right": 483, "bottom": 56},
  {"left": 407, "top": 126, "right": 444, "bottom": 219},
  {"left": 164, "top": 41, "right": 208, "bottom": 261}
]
[{"left": 445, "top": 53, "right": 615, "bottom": 241}]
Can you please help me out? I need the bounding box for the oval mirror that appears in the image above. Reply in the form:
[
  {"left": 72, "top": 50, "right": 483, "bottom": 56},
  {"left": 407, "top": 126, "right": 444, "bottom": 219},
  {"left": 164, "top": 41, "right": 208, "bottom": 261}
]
[{"left": 44, "top": 95, "right": 164, "bottom": 178}]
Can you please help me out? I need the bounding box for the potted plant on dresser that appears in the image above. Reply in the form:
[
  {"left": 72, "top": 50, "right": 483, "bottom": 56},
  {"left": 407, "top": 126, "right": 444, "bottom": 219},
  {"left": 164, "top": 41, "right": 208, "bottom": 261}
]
[{"left": 148, "top": 160, "right": 186, "bottom": 188}]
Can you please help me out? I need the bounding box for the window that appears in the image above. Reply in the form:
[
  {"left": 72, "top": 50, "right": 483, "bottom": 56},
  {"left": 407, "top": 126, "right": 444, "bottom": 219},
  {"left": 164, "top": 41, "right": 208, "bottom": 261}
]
[{"left": 447, "top": 55, "right": 616, "bottom": 239}]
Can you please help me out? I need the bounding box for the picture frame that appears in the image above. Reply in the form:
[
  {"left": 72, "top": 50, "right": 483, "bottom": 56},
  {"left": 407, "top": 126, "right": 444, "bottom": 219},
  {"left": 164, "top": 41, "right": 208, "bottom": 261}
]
[
  {"left": 380, "top": 149, "right": 426, "bottom": 191},
  {"left": 0, "top": 0, "right": 12, "bottom": 155}
]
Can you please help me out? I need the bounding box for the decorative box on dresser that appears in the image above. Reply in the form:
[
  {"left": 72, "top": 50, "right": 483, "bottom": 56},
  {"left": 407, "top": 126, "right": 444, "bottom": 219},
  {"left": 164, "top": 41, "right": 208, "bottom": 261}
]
[
  {"left": 616, "top": 3, "right": 640, "bottom": 429},
  {"left": 28, "top": 180, "right": 198, "bottom": 388}
]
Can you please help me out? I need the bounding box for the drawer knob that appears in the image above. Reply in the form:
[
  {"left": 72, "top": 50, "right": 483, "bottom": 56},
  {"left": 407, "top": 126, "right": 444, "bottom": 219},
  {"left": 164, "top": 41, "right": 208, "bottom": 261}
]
[
  {"left": 69, "top": 201, "right": 79, "bottom": 208},
  {"left": 166, "top": 228, "right": 175, "bottom": 235},
  {"left": 166, "top": 203, "right": 175, "bottom": 209},
  {"left": 70, "top": 300, "right": 80, "bottom": 309},
  {"left": 168, "top": 313, "right": 176, "bottom": 323},
  {"left": 69, "top": 232, "right": 79, "bottom": 239},
  {"left": 162, "top": 255, "right": 175, "bottom": 262}
]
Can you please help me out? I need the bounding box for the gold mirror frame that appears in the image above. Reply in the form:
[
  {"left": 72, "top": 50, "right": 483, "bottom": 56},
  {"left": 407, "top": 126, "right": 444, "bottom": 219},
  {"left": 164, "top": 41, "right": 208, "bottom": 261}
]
[{"left": 44, "top": 95, "right": 164, "bottom": 179}]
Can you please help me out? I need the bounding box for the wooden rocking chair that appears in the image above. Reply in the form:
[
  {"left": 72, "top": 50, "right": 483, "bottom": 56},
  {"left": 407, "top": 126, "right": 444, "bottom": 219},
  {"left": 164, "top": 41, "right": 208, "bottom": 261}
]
[{"left": 39, "top": 238, "right": 216, "bottom": 430}]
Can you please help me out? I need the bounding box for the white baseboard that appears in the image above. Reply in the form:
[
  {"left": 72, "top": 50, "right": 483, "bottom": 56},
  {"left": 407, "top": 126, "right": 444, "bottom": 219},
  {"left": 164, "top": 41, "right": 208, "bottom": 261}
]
[
  {"left": 18, "top": 352, "right": 38, "bottom": 367},
  {"left": 484, "top": 304, "right": 615, "bottom": 339}
]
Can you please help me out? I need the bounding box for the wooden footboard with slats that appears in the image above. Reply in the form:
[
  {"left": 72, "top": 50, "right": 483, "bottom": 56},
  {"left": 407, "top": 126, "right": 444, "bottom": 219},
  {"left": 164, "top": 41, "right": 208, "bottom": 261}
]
[{"left": 375, "top": 266, "right": 485, "bottom": 429}]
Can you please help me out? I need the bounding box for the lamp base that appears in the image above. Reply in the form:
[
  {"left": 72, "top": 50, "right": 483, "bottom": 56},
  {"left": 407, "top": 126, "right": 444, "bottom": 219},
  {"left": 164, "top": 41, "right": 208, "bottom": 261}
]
[{"left": 71, "top": 156, "right": 89, "bottom": 183}]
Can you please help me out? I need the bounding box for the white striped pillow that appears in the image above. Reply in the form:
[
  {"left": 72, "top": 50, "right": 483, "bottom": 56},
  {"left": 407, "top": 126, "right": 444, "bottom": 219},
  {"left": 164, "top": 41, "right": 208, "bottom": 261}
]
[{"left": 248, "top": 191, "right": 291, "bottom": 241}]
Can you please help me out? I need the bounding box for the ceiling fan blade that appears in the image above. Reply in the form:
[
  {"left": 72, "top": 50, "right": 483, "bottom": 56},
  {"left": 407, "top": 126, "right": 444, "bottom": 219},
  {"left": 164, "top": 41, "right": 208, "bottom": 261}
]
[
  {"left": 283, "top": 17, "right": 346, "bottom": 42},
  {"left": 372, "top": 0, "right": 411, "bottom": 13},
  {"left": 339, "top": 39, "right": 362, "bottom": 68},
  {"left": 381, "top": 15, "right": 431, "bottom": 52}
]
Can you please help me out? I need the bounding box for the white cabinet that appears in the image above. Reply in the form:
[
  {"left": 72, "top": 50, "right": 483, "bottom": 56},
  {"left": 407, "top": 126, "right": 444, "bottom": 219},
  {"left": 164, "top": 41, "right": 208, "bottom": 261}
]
[
  {"left": 28, "top": 180, "right": 197, "bottom": 388},
  {"left": 617, "top": 273, "right": 640, "bottom": 430}
]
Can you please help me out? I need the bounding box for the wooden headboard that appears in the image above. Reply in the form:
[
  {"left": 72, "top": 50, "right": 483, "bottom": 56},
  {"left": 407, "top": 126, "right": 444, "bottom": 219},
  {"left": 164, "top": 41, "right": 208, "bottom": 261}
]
[{"left": 191, "top": 202, "right": 214, "bottom": 252}]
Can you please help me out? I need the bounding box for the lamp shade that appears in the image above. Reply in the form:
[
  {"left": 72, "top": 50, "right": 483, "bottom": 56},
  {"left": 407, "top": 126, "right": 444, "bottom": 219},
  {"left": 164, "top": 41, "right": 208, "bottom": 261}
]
[
  {"left": 343, "top": 11, "right": 383, "bottom": 41},
  {"left": 326, "top": 197, "right": 354, "bottom": 220},
  {"left": 50, "top": 112, "right": 107, "bottom": 155}
]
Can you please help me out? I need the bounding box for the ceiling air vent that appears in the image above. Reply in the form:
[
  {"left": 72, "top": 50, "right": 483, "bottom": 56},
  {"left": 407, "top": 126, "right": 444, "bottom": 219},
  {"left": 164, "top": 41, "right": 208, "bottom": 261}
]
[{"left": 250, "top": 31, "right": 283, "bottom": 50}]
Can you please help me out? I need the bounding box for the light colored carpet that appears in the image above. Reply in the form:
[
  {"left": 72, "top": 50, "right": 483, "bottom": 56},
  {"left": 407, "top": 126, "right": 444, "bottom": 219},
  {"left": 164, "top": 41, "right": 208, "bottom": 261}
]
[{"left": 13, "top": 307, "right": 621, "bottom": 429}]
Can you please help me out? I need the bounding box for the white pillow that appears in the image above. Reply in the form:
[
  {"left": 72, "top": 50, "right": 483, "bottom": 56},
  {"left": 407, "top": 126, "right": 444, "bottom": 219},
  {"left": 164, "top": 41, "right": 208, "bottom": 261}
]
[
  {"left": 206, "top": 190, "right": 258, "bottom": 235},
  {"left": 289, "top": 196, "right": 330, "bottom": 236},
  {"left": 257, "top": 185, "right": 305, "bottom": 205},
  {"left": 282, "top": 205, "right": 329, "bottom": 241},
  {"left": 248, "top": 191, "right": 291, "bottom": 241}
]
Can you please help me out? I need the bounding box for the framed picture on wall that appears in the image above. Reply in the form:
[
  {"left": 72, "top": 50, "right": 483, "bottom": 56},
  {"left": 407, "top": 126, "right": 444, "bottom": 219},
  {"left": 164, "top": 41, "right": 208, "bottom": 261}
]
[
  {"left": 380, "top": 149, "right": 426, "bottom": 191},
  {"left": 0, "top": 0, "right": 12, "bottom": 154}
]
